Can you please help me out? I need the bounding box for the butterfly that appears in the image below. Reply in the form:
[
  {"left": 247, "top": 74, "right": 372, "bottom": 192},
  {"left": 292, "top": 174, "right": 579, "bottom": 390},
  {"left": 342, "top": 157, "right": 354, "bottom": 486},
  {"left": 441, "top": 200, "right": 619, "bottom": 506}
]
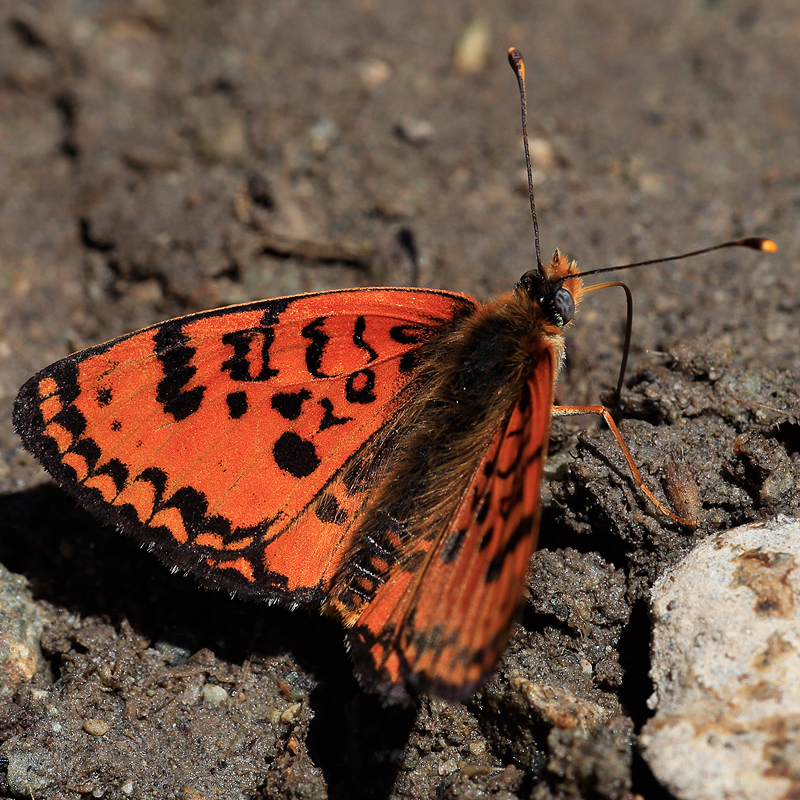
[{"left": 12, "top": 49, "right": 775, "bottom": 704}]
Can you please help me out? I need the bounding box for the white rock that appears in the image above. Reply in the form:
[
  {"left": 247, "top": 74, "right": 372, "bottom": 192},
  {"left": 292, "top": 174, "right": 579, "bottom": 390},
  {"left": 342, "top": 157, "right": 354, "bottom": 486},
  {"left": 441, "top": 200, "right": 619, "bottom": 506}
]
[
  {"left": 201, "top": 683, "right": 228, "bottom": 706},
  {"left": 0, "top": 564, "right": 45, "bottom": 696},
  {"left": 640, "top": 516, "right": 800, "bottom": 800}
]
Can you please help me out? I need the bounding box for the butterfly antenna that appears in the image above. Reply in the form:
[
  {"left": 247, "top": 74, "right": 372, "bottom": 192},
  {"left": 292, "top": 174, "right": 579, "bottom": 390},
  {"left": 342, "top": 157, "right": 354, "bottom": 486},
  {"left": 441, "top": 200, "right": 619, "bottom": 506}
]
[
  {"left": 578, "top": 236, "right": 777, "bottom": 280},
  {"left": 508, "top": 47, "right": 544, "bottom": 276},
  {"left": 578, "top": 236, "right": 775, "bottom": 404}
]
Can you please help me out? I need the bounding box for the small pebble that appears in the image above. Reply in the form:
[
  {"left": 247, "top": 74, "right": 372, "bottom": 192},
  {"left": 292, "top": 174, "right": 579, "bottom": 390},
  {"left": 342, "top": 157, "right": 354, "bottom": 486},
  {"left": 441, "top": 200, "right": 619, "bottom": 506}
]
[
  {"left": 360, "top": 59, "right": 392, "bottom": 87},
  {"left": 528, "top": 137, "right": 555, "bottom": 169},
  {"left": 83, "top": 718, "right": 110, "bottom": 736},
  {"left": 438, "top": 758, "right": 459, "bottom": 776},
  {"left": 394, "top": 116, "right": 435, "bottom": 146},
  {"left": 280, "top": 701, "right": 302, "bottom": 723},
  {"left": 453, "top": 18, "right": 491, "bottom": 73},
  {"left": 201, "top": 684, "right": 228, "bottom": 706},
  {"left": 468, "top": 740, "right": 486, "bottom": 756},
  {"left": 308, "top": 118, "right": 338, "bottom": 157}
]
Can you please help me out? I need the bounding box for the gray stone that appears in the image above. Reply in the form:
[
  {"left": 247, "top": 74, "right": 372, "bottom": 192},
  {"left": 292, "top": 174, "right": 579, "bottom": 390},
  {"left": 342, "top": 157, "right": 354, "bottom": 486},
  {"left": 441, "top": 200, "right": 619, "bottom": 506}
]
[
  {"left": 640, "top": 517, "right": 800, "bottom": 800},
  {"left": 0, "top": 564, "right": 45, "bottom": 698}
]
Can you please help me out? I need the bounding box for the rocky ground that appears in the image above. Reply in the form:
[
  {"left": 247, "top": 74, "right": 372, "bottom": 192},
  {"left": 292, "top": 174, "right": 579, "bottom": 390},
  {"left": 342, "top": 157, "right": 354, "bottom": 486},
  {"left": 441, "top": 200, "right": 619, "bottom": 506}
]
[{"left": 0, "top": 1, "right": 798, "bottom": 798}]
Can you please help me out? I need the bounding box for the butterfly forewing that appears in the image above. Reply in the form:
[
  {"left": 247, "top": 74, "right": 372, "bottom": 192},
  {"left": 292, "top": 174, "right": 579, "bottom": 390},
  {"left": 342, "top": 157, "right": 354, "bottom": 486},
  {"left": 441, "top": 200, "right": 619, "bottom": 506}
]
[
  {"left": 14, "top": 288, "right": 475, "bottom": 604},
  {"left": 345, "top": 346, "right": 555, "bottom": 701}
]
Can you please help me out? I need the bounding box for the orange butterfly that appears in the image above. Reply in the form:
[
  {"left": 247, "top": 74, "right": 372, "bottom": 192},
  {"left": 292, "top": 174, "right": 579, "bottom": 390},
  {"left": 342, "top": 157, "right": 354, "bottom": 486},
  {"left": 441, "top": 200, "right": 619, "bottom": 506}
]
[{"left": 12, "top": 49, "right": 775, "bottom": 704}]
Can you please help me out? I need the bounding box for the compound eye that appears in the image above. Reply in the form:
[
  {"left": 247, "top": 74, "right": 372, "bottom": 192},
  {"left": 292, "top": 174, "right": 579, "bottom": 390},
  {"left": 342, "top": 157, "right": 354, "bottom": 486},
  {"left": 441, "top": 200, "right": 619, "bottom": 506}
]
[{"left": 553, "top": 287, "right": 575, "bottom": 323}]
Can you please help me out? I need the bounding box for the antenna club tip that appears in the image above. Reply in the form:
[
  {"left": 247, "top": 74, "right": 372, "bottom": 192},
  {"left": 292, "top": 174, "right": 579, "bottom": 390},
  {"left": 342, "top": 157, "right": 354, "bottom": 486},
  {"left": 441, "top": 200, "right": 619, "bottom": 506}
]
[
  {"left": 507, "top": 47, "right": 524, "bottom": 73},
  {"left": 737, "top": 236, "right": 777, "bottom": 253}
]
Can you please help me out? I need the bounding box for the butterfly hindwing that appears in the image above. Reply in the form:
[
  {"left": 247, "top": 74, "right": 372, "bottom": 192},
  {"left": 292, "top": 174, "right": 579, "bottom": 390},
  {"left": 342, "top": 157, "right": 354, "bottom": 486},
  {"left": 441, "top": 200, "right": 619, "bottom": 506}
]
[
  {"left": 14, "top": 288, "right": 476, "bottom": 604},
  {"left": 345, "top": 346, "right": 555, "bottom": 702}
]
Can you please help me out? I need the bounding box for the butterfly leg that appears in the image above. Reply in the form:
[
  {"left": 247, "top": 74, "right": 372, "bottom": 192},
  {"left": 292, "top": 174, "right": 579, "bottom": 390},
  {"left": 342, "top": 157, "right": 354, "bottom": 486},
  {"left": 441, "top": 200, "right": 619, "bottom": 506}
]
[{"left": 552, "top": 405, "right": 697, "bottom": 528}]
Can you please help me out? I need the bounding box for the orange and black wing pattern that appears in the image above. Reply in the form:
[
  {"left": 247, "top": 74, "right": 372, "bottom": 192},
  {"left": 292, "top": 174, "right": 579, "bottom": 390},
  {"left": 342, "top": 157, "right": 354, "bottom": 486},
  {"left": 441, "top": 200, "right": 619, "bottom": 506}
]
[
  {"left": 13, "top": 288, "right": 476, "bottom": 605},
  {"left": 345, "top": 348, "right": 555, "bottom": 702}
]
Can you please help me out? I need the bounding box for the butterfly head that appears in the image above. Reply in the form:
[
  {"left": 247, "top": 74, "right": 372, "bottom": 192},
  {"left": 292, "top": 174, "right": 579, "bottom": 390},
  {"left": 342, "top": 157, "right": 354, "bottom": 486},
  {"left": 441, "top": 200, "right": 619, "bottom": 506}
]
[{"left": 516, "top": 249, "right": 583, "bottom": 329}]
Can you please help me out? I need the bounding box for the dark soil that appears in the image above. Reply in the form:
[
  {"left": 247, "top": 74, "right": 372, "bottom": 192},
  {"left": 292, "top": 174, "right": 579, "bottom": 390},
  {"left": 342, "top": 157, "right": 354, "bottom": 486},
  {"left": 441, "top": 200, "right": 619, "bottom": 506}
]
[{"left": 1, "top": 1, "right": 798, "bottom": 798}]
